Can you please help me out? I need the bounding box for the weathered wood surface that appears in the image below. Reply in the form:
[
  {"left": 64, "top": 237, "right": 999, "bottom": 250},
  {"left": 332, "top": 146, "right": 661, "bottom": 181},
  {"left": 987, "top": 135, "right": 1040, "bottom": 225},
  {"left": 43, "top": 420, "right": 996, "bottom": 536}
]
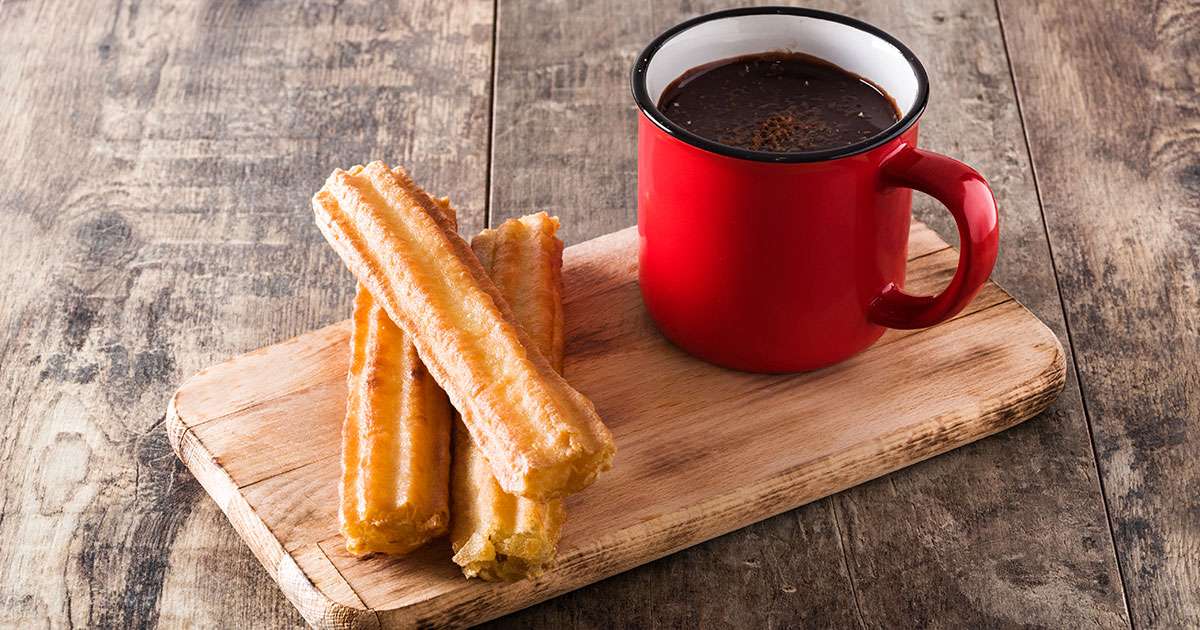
[
  {"left": 0, "top": 0, "right": 1191, "bottom": 626},
  {"left": 168, "top": 221, "right": 1066, "bottom": 628},
  {"left": 0, "top": 0, "right": 491, "bottom": 628},
  {"left": 997, "top": 1, "right": 1200, "bottom": 627}
]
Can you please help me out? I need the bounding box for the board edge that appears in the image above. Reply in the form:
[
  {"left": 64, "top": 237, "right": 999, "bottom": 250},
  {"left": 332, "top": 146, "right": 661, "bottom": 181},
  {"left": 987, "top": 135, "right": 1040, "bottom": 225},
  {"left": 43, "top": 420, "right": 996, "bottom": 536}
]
[{"left": 166, "top": 391, "right": 382, "bottom": 630}]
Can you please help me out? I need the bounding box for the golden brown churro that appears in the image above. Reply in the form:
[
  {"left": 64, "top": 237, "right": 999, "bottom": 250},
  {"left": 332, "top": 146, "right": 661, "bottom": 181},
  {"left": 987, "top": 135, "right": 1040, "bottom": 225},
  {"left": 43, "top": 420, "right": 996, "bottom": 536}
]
[
  {"left": 313, "top": 162, "right": 614, "bottom": 501},
  {"left": 339, "top": 188, "right": 456, "bottom": 557},
  {"left": 451, "top": 213, "right": 567, "bottom": 580}
]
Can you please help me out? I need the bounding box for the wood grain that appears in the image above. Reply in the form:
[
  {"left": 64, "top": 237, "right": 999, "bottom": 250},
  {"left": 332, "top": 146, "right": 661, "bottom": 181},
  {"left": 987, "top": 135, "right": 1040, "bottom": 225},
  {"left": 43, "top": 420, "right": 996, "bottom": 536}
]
[
  {"left": 167, "top": 222, "right": 1065, "bottom": 628},
  {"left": 0, "top": 0, "right": 491, "bottom": 627},
  {"left": 486, "top": 0, "right": 1128, "bottom": 627},
  {"left": 998, "top": 1, "right": 1200, "bottom": 626}
]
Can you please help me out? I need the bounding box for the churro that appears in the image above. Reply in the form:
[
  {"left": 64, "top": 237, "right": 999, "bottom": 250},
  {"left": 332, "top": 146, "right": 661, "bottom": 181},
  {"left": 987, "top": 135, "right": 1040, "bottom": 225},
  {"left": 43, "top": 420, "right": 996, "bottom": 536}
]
[
  {"left": 339, "top": 189, "right": 456, "bottom": 557},
  {"left": 313, "top": 162, "right": 614, "bottom": 501},
  {"left": 451, "top": 213, "right": 567, "bottom": 580}
]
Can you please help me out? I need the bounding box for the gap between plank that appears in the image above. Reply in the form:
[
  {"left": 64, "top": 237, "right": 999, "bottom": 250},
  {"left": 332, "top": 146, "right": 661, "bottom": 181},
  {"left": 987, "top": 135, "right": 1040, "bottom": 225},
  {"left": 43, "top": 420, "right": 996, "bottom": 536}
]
[
  {"left": 829, "top": 500, "right": 869, "bottom": 629},
  {"left": 239, "top": 452, "right": 340, "bottom": 491},
  {"left": 992, "top": 2, "right": 1135, "bottom": 627},
  {"left": 183, "top": 375, "right": 344, "bottom": 431},
  {"left": 482, "top": 0, "right": 500, "bottom": 229},
  {"left": 907, "top": 244, "right": 953, "bottom": 264},
  {"left": 314, "top": 540, "right": 373, "bottom": 612}
]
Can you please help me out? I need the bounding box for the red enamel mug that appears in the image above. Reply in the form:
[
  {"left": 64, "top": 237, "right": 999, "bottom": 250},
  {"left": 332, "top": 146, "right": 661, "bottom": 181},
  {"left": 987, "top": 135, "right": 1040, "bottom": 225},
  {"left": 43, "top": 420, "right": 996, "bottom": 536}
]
[{"left": 631, "top": 7, "right": 999, "bottom": 373}]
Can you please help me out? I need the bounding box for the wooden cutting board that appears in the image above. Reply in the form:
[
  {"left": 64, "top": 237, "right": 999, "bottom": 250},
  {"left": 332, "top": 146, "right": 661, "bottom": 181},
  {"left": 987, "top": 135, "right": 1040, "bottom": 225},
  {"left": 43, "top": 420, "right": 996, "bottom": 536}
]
[{"left": 167, "top": 221, "right": 1065, "bottom": 629}]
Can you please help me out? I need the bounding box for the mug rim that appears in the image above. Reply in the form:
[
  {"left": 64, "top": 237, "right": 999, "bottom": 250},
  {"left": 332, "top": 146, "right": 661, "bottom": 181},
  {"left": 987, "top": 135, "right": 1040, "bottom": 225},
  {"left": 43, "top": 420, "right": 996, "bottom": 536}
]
[{"left": 630, "top": 6, "right": 930, "bottom": 164}]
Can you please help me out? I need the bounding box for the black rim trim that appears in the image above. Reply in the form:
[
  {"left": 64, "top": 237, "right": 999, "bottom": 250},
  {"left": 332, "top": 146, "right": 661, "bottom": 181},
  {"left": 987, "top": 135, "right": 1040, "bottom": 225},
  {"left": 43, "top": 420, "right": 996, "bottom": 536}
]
[{"left": 630, "top": 6, "right": 930, "bottom": 163}]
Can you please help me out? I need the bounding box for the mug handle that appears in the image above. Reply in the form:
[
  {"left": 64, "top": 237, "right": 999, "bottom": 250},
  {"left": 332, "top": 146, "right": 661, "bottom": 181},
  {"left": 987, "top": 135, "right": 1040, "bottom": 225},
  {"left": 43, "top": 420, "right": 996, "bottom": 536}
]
[{"left": 869, "top": 144, "right": 1000, "bottom": 329}]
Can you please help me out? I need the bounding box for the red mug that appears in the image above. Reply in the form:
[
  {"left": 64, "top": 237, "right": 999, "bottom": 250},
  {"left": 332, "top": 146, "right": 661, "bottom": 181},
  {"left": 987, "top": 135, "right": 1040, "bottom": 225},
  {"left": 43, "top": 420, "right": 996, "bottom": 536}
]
[{"left": 631, "top": 7, "right": 999, "bottom": 373}]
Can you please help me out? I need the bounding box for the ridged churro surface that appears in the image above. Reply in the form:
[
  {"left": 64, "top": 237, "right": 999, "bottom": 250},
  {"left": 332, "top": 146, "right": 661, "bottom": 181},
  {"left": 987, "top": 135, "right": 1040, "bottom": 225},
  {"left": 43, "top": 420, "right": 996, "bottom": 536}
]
[
  {"left": 313, "top": 162, "right": 614, "bottom": 501},
  {"left": 339, "top": 188, "right": 456, "bottom": 557},
  {"left": 340, "top": 287, "right": 454, "bottom": 556},
  {"left": 451, "top": 213, "right": 567, "bottom": 581}
]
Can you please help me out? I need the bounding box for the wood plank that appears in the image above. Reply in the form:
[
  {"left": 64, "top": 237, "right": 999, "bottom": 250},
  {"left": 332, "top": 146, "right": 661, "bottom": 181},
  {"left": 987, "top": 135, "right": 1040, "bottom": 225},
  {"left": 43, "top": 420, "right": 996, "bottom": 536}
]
[
  {"left": 0, "top": 0, "right": 493, "bottom": 628},
  {"left": 486, "top": 0, "right": 1128, "bottom": 627},
  {"left": 997, "top": 1, "right": 1200, "bottom": 626},
  {"left": 168, "top": 222, "right": 1065, "bottom": 628}
]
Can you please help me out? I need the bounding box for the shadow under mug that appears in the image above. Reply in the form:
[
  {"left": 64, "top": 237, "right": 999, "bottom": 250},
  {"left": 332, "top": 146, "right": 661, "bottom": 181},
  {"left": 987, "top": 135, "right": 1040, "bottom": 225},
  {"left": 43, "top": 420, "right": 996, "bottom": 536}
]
[{"left": 631, "top": 6, "right": 1000, "bottom": 373}]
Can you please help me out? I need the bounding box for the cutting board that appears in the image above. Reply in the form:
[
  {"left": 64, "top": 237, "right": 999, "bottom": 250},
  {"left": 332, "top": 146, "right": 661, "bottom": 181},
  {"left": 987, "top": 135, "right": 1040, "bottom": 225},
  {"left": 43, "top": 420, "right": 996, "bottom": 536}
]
[{"left": 167, "top": 221, "right": 1065, "bottom": 629}]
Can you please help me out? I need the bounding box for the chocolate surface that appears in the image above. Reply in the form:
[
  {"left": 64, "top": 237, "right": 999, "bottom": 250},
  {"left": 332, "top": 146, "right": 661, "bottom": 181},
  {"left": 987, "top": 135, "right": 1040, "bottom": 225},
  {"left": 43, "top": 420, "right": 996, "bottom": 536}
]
[{"left": 658, "top": 52, "right": 900, "bottom": 153}]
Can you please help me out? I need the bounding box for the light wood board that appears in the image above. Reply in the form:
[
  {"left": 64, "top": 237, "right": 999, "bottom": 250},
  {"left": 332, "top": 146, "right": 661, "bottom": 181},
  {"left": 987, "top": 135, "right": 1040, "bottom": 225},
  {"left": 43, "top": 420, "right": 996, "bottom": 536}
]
[{"left": 166, "top": 221, "right": 1065, "bottom": 628}]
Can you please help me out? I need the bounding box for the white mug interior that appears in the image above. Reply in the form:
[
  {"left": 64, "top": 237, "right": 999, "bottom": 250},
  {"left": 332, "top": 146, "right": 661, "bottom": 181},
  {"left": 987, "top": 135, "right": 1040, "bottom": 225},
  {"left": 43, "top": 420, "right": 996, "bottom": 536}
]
[{"left": 643, "top": 12, "right": 922, "bottom": 119}]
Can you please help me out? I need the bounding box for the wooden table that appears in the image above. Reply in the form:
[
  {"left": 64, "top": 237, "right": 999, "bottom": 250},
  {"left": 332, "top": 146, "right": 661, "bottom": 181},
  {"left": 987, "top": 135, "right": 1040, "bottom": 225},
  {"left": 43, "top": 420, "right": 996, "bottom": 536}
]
[{"left": 1, "top": 1, "right": 1194, "bottom": 628}]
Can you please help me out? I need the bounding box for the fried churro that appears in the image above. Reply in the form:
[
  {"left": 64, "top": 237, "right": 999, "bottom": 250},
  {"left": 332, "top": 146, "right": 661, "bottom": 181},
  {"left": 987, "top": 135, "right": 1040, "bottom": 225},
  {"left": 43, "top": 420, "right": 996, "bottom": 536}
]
[
  {"left": 313, "top": 162, "right": 614, "bottom": 501},
  {"left": 451, "top": 213, "right": 567, "bottom": 581},
  {"left": 339, "top": 187, "right": 456, "bottom": 557},
  {"left": 340, "top": 286, "right": 453, "bottom": 556}
]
